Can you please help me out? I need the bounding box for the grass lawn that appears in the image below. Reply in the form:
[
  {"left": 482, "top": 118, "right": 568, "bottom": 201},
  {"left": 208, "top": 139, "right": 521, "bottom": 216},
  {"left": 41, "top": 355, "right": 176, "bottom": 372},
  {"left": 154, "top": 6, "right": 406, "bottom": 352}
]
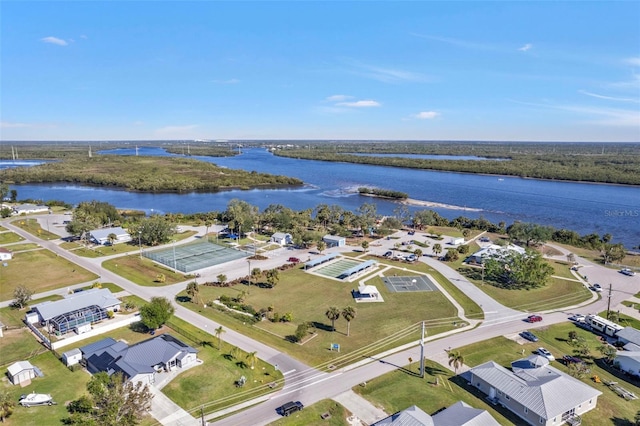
[
  {"left": 0, "top": 295, "right": 64, "bottom": 328},
  {"left": 11, "top": 218, "right": 59, "bottom": 240},
  {"left": 458, "top": 265, "right": 592, "bottom": 312},
  {"left": 0, "top": 328, "right": 49, "bottom": 368},
  {"left": 457, "top": 323, "right": 640, "bottom": 425},
  {"left": 268, "top": 400, "right": 350, "bottom": 426},
  {"left": 0, "top": 350, "right": 92, "bottom": 426},
  {"left": 178, "top": 264, "right": 462, "bottom": 367},
  {"left": 549, "top": 260, "right": 578, "bottom": 279},
  {"left": 68, "top": 242, "right": 138, "bottom": 258},
  {"left": 1, "top": 243, "right": 40, "bottom": 251},
  {"left": 102, "top": 254, "right": 186, "bottom": 286},
  {"left": 0, "top": 249, "right": 98, "bottom": 301},
  {"left": 353, "top": 360, "right": 516, "bottom": 425},
  {"left": 0, "top": 231, "right": 25, "bottom": 244}
]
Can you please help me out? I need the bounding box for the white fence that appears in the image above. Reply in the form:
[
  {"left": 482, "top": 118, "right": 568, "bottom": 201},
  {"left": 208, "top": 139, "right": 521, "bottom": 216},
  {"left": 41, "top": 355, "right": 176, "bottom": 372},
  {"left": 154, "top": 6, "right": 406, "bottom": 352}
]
[{"left": 51, "top": 313, "right": 141, "bottom": 350}]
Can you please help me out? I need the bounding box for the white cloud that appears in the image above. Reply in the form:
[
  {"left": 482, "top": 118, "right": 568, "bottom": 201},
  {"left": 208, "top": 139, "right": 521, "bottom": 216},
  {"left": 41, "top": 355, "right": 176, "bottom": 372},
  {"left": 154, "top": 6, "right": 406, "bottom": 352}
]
[
  {"left": 40, "top": 36, "right": 67, "bottom": 46},
  {"left": 626, "top": 57, "right": 640, "bottom": 67},
  {"left": 413, "top": 111, "right": 440, "bottom": 120},
  {"left": 211, "top": 78, "right": 240, "bottom": 84},
  {"left": 578, "top": 90, "right": 639, "bottom": 103},
  {"left": 336, "top": 100, "right": 381, "bottom": 108},
  {"left": 518, "top": 43, "right": 533, "bottom": 52},
  {"left": 325, "top": 95, "right": 353, "bottom": 102},
  {"left": 1, "top": 121, "right": 31, "bottom": 128},
  {"left": 155, "top": 125, "right": 199, "bottom": 136}
]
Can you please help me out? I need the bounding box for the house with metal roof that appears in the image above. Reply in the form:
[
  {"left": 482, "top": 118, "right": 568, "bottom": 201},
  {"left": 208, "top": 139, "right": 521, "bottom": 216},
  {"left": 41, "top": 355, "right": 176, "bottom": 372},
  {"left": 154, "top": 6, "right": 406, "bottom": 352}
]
[
  {"left": 467, "top": 355, "right": 601, "bottom": 426},
  {"left": 82, "top": 334, "right": 198, "bottom": 385},
  {"left": 88, "top": 226, "right": 131, "bottom": 245},
  {"left": 11, "top": 203, "right": 50, "bottom": 215},
  {"left": 372, "top": 402, "right": 500, "bottom": 426},
  {"left": 270, "top": 232, "right": 292, "bottom": 246},
  {"left": 29, "top": 288, "right": 121, "bottom": 334},
  {"left": 323, "top": 234, "right": 346, "bottom": 247},
  {"left": 616, "top": 327, "right": 640, "bottom": 347},
  {"left": 468, "top": 244, "right": 526, "bottom": 264},
  {"left": 614, "top": 351, "right": 640, "bottom": 378}
]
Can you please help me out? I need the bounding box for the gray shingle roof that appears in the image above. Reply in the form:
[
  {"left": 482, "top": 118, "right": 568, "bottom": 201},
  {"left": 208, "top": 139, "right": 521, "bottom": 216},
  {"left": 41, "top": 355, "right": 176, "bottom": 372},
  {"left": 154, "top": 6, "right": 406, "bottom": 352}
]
[
  {"left": 32, "top": 289, "right": 120, "bottom": 321},
  {"left": 470, "top": 360, "right": 602, "bottom": 420}
]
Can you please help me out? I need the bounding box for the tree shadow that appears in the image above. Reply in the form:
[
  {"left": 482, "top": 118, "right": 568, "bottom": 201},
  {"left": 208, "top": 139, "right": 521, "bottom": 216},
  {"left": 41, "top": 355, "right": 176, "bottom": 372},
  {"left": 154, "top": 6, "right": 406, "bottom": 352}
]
[
  {"left": 130, "top": 321, "right": 150, "bottom": 334},
  {"left": 611, "top": 418, "right": 634, "bottom": 426},
  {"left": 175, "top": 296, "right": 191, "bottom": 303},
  {"left": 236, "top": 361, "right": 248, "bottom": 369},
  {"left": 199, "top": 340, "right": 214, "bottom": 348},
  {"left": 311, "top": 321, "right": 334, "bottom": 332},
  {"left": 424, "top": 365, "right": 448, "bottom": 376},
  {"left": 223, "top": 353, "right": 234, "bottom": 361}
]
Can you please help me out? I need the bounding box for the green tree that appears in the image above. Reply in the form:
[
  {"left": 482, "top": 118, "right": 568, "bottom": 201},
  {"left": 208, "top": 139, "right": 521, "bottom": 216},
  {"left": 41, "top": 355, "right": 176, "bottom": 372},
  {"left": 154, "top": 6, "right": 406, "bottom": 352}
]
[
  {"left": 507, "top": 222, "right": 553, "bottom": 247},
  {"left": 107, "top": 233, "right": 117, "bottom": 246},
  {"left": 414, "top": 248, "right": 423, "bottom": 257},
  {"left": 325, "top": 306, "right": 340, "bottom": 331},
  {"left": 316, "top": 240, "right": 326, "bottom": 254},
  {"left": 568, "top": 330, "right": 578, "bottom": 344},
  {"left": 0, "top": 183, "right": 9, "bottom": 201},
  {"left": 217, "top": 274, "right": 227, "bottom": 285},
  {"left": 9, "top": 189, "right": 17, "bottom": 202},
  {"left": 483, "top": 250, "right": 553, "bottom": 289},
  {"left": 598, "top": 344, "right": 617, "bottom": 364},
  {"left": 342, "top": 306, "right": 357, "bottom": 336},
  {"left": 433, "top": 243, "right": 442, "bottom": 257},
  {"left": 634, "top": 410, "right": 640, "bottom": 426},
  {"left": 600, "top": 243, "right": 625, "bottom": 264},
  {"left": 139, "top": 297, "right": 174, "bottom": 330},
  {"left": 361, "top": 240, "right": 369, "bottom": 252},
  {"left": 266, "top": 268, "right": 280, "bottom": 289},
  {"left": 294, "top": 322, "right": 309, "bottom": 342},
  {"left": 229, "top": 345, "right": 240, "bottom": 360},
  {"left": 214, "top": 326, "right": 225, "bottom": 350},
  {"left": 447, "top": 349, "right": 464, "bottom": 374},
  {"left": 246, "top": 351, "right": 258, "bottom": 369},
  {"left": 137, "top": 215, "right": 176, "bottom": 246},
  {"left": 12, "top": 284, "right": 33, "bottom": 309},
  {"left": 250, "top": 267, "right": 262, "bottom": 287},
  {"left": 444, "top": 248, "right": 459, "bottom": 261},
  {"left": 0, "top": 390, "right": 15, "bottom": 423},
  {"left": 185, "top": 281, "right": 200, "bottom": 305},
  {"left": 462, "top": 228, "right": 471, "bottom": 238}
]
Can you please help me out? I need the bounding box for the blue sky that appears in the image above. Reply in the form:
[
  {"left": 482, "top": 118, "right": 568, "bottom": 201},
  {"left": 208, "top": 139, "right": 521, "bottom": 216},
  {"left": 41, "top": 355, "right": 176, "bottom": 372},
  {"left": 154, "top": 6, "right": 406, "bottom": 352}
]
[{"left": 2, "top": 1, "right": 639, "bottom": 142}]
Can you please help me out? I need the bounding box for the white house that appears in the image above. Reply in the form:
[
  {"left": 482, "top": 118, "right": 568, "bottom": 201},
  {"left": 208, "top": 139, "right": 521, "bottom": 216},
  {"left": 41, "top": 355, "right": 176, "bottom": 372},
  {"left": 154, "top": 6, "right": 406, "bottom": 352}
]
[
  {"left": 11, "top": 203, "right": 50, "bottom": 215},
  {"left": 7, "top": 361, "right": 38, "bottom": 386},
  {"left": 614, "top": 351, "right": 640, "bottom": 377},
  {"left": 373, "top": 402, "right": 500, "bottom": 426},
  {"left": 0, "top": 247, "right": 12, "bottom": 261},
  {"left": 323, "top": 235, "right": 346, "bottom": 247},
  {"left": 616, "top": 327, "right": 640, "bottom": 347},
  {"left": 88, "top": 227, "right": 132, "bottom": 245},
  {"left": 270, "top": 232, "right": 293, "bottom": 246},
  {"left": 451, "top": 237, "right": 465, "bottom": 246},
  {"left": 468, "top": 244, "right": 526, "bottom": 264}
]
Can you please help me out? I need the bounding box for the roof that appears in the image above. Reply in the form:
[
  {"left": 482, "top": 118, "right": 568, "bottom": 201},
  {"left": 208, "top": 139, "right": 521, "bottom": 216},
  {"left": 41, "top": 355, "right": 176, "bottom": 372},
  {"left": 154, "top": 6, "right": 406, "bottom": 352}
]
[
  {"left": 432, "top": 401, "right": 500, "bottom": 426},
  {"left": 511, "top": 354, "right": 549, "bottom": 370},
  {"left": 616, "top": 327, "right": 640, "bottom": 345},
  {"left": 358, "top": 284, "right": 379, "bottom": 295},
  {"left": 615, "top": 351, "right": 640, "bottom": 364},
  {"left": 32, "top": 289, "right": 120, "bottom": 321},
  {"left": 80, "top": 337, "right": 118, "bottom": 355},
  {"left": 373, "top": 405, "right": 434, "bottom": 426},
  {"left": 13, "top": 203, "right": 48, "bottom": 212},
  {"left": 271, "top": 232, "right": 291, "bottom": 239},
  {"left": 323, "top": 234, "right": 345, "bottom": 241},
  {"left": 63, "top": 348, "right": 82, "bottom": 358},
  {"left": 469, "top": 360, "right": 602, "bottom": 420},
  {"left": 470, "top": 244, "right": 525, "bottom": 260},
  {"left": 84, "top": 334, "right": 197, "bottom": 379},
  {"left": 89, "top": 227, "right": 130, "bottom": 241},
  {"left": 7, "top": 361, "right": 35, "bottom": 376},
  {"left": 0, "top": 248, "right": 11, "bottom": 254}
]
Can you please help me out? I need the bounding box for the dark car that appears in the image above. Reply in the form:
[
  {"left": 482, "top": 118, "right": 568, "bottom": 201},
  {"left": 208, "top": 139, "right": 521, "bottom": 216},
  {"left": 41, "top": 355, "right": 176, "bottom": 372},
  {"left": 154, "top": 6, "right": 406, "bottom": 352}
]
[
  {"left": 527, "top": 315, "right": 543, "bottom": 323},
  {"left": 383, "top": 251, "right": 393, "bottom": 258},
  {"left": 520, "top": 331, "right": 539, "bottom": 342},
  {"left": 287, "top": 257, "right": 300, "bottom": 264},
  {"left": 562, "top": 355, "right": 584, "bottom": 365},
  {"left": 277, "top": 401, "right": 304, "bottom": 416}
]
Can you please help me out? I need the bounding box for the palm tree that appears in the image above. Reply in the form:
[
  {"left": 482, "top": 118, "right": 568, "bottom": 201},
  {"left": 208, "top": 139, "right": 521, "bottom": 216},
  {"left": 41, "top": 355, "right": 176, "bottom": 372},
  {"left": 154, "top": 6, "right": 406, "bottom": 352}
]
[
  {"left": 246, "top": 351, "right": 258, "bottom": 369},
  {"left": 217, "top": 274, "right": 227, "bottom": 285},
  {"left": 251, "top": 267, "right": 262, "bottom": 286},
  {"left": 598, "top": 344, "right": 617, "bottom": 364},
  {"left": 185, "top": 281, "right": 200, "bottom": 305},
  {"left": 266, "top": 268, "right": 280, "bottom": 289},
  {"left": 230, "top": 345, "right": 240, "bottom": 360},
  {"left": 433, "top": 243, "right": 442, "bottom": 257},
  {"left": 214, "top": 326, "right": 225, "bottom": 350},
  {"left": 342, "top": 306, "right": 357, "bottom": 336},
  {"left": 414, "top": 248, "right": 423, "bottom": 258},
  {"left": 107, "top": 232, "right": 117, "bottom": 247},
  {"left": 325, "top": 306, "right": 340, "bottom": 331},
  {"left": 0, "top": 390, "right": 15, "bottom": 423},
  {"left": 447, "top": 349, "right": 464, "bottom": 374}
]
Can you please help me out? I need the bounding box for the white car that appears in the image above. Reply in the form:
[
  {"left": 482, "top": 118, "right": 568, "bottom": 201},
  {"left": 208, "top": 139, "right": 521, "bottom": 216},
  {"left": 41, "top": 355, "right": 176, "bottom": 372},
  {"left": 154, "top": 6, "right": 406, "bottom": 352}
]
[
  {"left": 620, "top": 268, "right": 636, "bottom": 276},
  {"left": 536, "top": 347, "right": 555, "bottom": 361},
  {"left": 591, "top": 283, "right": 603, "bottom": 292},
  {"left": 569, "top": 314, "right": 585, "bottom": 322}
]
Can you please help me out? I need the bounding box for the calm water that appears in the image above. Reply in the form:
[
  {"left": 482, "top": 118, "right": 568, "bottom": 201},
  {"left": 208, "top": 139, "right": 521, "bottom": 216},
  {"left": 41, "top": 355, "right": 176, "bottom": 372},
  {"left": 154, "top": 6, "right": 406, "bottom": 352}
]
[
  {"left": 347, "top": 153, "right": 509, "bottom": 161},
  {"left": 10, "top": 147, "right": 640, "bottom": 247},
  {"left": 0, "top": 160, "right": 49, "bottom": 170}
]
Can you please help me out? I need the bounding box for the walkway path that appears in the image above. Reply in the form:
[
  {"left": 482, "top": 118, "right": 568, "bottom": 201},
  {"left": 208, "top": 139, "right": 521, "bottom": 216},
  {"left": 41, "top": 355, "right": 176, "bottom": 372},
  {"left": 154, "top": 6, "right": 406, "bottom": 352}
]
[{"left": 332, "top": 390, "right": 387, "bottom": 425}]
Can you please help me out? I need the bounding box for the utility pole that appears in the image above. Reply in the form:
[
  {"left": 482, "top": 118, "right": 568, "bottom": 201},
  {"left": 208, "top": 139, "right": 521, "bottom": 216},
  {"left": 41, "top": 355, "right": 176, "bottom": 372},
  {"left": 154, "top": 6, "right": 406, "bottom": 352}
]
[
  {"left": 606, "top": 283, "right": 613, "bottom": 319},
  {"left": 201, "top": 405, "right": 205, "bottom": 426},
  {"left": 419, "top": 321, "right": 425, "bottom": 378}
]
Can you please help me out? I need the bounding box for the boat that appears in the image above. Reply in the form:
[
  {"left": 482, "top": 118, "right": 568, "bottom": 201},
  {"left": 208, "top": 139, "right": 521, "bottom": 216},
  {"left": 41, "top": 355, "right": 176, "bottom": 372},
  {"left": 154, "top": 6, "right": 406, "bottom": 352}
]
[{"left": 19, "top": 392, "right": 55, "bottom": 407}]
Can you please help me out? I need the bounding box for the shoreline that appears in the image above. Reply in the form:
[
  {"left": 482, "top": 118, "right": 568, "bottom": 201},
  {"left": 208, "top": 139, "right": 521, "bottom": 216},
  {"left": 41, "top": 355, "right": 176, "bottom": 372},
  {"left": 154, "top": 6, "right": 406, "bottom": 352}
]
[{"left": 400, "top": 198, "right": 482, "bottom": 212}]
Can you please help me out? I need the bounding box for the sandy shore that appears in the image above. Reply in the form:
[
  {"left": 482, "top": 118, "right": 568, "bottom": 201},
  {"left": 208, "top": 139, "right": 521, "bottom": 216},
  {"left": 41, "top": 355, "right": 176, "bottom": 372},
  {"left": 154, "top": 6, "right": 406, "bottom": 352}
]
[{"left": 400, "top": 198, "right": 482, "bottom": 212}]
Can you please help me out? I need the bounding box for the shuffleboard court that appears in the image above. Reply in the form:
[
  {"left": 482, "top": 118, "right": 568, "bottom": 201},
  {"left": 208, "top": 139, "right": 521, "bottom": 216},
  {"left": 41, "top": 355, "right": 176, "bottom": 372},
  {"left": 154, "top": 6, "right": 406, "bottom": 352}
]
[
  {"left": 144, "top": 240, "right": 246, "bottom": 273},
  {"left": 382, "top": 275, "right": 439, "bottom": 293}
]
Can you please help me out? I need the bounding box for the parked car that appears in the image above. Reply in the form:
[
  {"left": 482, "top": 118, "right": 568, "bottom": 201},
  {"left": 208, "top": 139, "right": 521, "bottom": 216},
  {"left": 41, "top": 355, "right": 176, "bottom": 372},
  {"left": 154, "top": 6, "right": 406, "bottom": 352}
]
[
  {"left": 408, "top": 230, "right": 415, "bottom": 235},
  {"left": 591, "top": 283, "right": 602, "bottom": 292},
  {"left": 520, "top": 331, "right": 539, "bottom": 342},
  {"left": 620, "top": 268, "right": 636, "bottom": 276},
  {"left": 383, "top": 251, "right": 393, "bottom": 258},
  {"left": 562, "top": 355, "right": 585, "bottom": 365},
  {"left": 287, "top": 257, "right": 300, "bottom": 264},
  {"left": 277, "top": 401, "right": 304, "bottom": 417},
  {"left": 526, "top": 315, "right": 543, "bottom": 323},
  {"left": 536, "top": 347, "right": 555, "bottom": 361},
  {"left": 569, "top": 314, "right": 586, "bottom": 322},
  {"left": 405, "top": 254, "right": 417, "bottom": 262},
  {"left": 479, "top": 236, "right": 490, "bottom": 242}
]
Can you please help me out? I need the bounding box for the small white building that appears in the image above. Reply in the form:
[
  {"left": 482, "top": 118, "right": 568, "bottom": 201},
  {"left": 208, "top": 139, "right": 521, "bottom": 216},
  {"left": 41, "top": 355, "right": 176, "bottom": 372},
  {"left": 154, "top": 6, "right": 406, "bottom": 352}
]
[
  {"left": 323, "top": 235, "right": 346, "bottom": 248},
  {"left": 11, "top": 203, "right": 50, "bottom": 215},
  {"left": 7, "top": 361, "right": 37, "bottom": 386},
  {"left": 0, "top": 247, "right": 12, "bottom": 261},
  {"left": 451, "top": 237, "right": 465, "bottom": 245},
  {"left": 270, "top": 232, "right": 293, "bottom": 246},
  {"left": 615, "top": 352, "right": 640, "bottom": 377},
  {"left": 88, "top": 227, "right": 132, "bottom": 245},
  {"left": 62, "top": 348, "right": 83, "bottom": 366}
]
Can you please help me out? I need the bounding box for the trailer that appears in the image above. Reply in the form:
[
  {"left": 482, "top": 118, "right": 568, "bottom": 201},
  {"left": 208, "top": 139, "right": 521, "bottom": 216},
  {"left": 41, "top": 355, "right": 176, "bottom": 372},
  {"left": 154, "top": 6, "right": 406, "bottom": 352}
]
[{"left": 585, "top": 314, "right": 623, "bottom": 337}]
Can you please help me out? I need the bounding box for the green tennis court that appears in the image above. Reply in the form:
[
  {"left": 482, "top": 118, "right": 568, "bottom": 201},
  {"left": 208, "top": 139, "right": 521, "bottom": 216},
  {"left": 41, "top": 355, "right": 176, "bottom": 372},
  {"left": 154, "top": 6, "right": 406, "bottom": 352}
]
[
  {"left": 144, "top": 239, "right": 246, "bottom": 273},
  {"left": 312, "top": 258, "right": 363, "bottom": 279}
]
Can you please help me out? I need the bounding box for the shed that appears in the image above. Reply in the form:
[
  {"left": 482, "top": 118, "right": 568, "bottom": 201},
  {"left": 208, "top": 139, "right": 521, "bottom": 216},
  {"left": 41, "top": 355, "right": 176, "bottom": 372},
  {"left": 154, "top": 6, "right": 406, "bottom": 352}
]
[
  {"left": 7, "top": 361, "right": 37, "bottom": 386},
  {"left": 323, "top": 235, "right": 346, "bottom": 248},
  {"left": 25, "top": 312, "right": 39, "bottom": 324},
  {"left": 270, "top": 232, "right": 293, "bottom": 246},
  {"left": 62, "top": 348, "right": 83, "bottom": 366},
  {"left": 0, "top": 248, "right": 12, "bottom": 261},
  {"left": 451, "top": 237, "right": 465, "bottom": 245}
]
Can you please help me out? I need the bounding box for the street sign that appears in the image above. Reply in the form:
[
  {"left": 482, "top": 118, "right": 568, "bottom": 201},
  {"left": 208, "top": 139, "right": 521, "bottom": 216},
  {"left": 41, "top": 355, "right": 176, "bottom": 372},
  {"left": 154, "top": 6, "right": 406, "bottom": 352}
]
[{"left": 331, "top": 343, "right": 340, "bottom": 352}]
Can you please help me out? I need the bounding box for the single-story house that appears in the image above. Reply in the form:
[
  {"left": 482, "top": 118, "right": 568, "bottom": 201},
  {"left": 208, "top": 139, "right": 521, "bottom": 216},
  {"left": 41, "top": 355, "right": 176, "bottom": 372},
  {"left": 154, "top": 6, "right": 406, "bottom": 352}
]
[
  {"left": 270, "top": 232, "right": 293, "bottom": 246},
  {"left": 88, "top": 227, "right": 132, "bottom": 245},
  {"left": 468, "top": 244, "right": 526, "bottom": 264},
  {"left": 467, "top": 355, "right": 601, "bottom": 426},
  {"left": 616, "top": 327, "right": 640, "bottom": 347},
  {"left": 614, "top": 351, "right": 640, "bottom": 377},
  {"left": 323, "top": 235, "right": 346, "bottom": 248},
  {"left": 7, "top": 361, "right": 38, "bottom": 386},
  {"left": 451, "top": 237, "right": 465, "bottom": 246},
  {"left": 0, "top": 248, "right": 12, "bottom": 261},
  {"left": 373, "top": 402, "right": 500, "bottom": 426},
  {"left": 62, "top": 348, "right": 83, "bottom": 366},
  {"left": 82, "top": 334, "right": 198, "bottom": 385},
  {"left": 29, "top": 288, "right": 121, "bottom": 334},
  {"left": 11, "top": 203, "right": 50, "bottom": 215}
]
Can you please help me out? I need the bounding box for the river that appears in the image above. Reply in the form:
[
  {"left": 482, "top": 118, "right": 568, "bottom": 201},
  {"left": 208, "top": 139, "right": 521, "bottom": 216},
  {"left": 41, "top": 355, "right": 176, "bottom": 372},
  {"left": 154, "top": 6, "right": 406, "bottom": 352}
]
[{"left": 8, "top": 147, "right": 640, "bottom": 247}]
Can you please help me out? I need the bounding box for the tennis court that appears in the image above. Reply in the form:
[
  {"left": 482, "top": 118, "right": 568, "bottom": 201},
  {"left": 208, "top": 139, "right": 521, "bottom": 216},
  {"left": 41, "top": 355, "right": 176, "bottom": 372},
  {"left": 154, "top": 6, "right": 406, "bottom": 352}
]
[
  {"left": 144, "top": 240, "right": 246, "bottom": 273},
  {"left": 311, "top": 258, "right": 363, "bottom": 279},
  {"left": 382, "top": 275, "right": 439, "bottom": 293}
]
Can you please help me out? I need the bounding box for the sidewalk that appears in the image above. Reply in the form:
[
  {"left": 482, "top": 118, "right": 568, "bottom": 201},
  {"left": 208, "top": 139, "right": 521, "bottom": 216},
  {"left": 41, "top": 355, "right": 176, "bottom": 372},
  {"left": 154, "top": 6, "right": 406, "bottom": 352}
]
[{"left": 332, "top": 390, "right": 387, "bottom": 425}]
